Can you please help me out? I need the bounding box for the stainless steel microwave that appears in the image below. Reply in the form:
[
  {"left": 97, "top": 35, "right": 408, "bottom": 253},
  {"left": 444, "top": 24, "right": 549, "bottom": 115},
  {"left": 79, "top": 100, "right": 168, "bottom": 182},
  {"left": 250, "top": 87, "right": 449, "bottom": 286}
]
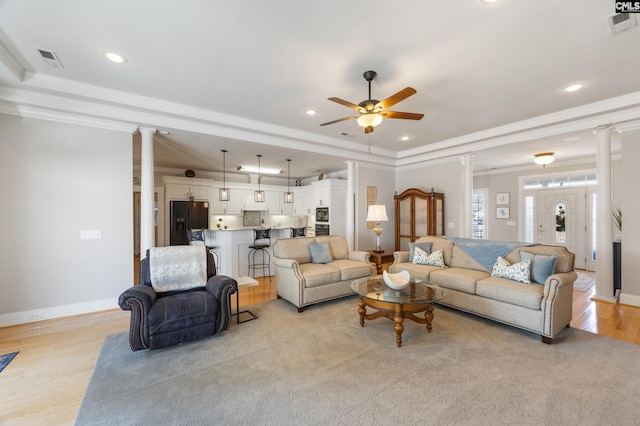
[{"left": 316, "top": 207, "right": 329, "bottom": 222}]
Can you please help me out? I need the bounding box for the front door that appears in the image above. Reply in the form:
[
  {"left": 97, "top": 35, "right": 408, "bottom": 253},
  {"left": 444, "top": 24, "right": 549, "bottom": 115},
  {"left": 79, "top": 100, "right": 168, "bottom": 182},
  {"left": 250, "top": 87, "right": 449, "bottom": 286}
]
[{"left": 537, "top": 188, "right": 586, "bottom": 269}]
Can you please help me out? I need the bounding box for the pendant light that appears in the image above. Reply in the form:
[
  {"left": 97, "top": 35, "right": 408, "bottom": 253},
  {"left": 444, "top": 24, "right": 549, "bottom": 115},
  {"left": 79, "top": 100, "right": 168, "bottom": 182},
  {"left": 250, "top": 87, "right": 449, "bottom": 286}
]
[
  {"left": 254, "top": 154, "right": 265, "bottom": 202},
  {"left": 284, "top": 159, "right": 294, "bottom": 203},
  {"left": 219, "top": 149, "right": 230, "bottom": 201}
]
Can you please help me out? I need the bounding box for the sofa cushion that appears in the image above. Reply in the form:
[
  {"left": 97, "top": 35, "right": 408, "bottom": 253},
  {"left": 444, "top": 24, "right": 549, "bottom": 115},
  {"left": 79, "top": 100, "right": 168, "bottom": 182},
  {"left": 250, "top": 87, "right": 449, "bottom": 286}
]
[
  {"left": 476, "top": 276, "right": 544, "bottom": 310},
  {"left": 309, "top": 241, "right": 333, "bottom": 264},
  {"left": 391, "top": 262, "right": 442, "bottom": 282},
  {"left": 315, "top": 236, "right": 349, "bottom": 260},
  {"left": 273, "top": 237, "right": 314, "bottom": 264},
  {"left": 491, "top": 256, "right": 531, "bottom": 284},
  {"left": 408, "top": 242, "right": 433, "bottom": 262},
  {"left": 299, "top": 263, "right": 341, "bottom": 288},
  {"left": 429, "top": 268, "right": 489, "bottom": 294},
  {"left": 520, "top": 251, "right": 558, "bottom": 284},
  {"left": 330, "top": 259, "right": 374, "bottom": 281},
  {"left": 415, "top": 236, "right": 454, "bottom": 266}
]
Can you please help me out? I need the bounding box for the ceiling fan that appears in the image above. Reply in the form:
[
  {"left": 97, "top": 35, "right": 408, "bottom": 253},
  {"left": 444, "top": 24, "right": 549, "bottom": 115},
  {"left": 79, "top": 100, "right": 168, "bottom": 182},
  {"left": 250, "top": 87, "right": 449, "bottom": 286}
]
[{"left": 320, "top": 70, "right": 424, "bottom": 134}]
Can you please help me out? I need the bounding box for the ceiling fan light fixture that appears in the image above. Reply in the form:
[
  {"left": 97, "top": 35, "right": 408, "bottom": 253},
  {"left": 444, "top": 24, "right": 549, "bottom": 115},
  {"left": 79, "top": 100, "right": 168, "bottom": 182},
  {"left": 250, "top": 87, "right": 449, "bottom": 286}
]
[
  {"left": 534, "top": 152, "right": 555, "bottom": 167},
  {"left": 357, "top": 112, "right": 383, "bottom": 128}
]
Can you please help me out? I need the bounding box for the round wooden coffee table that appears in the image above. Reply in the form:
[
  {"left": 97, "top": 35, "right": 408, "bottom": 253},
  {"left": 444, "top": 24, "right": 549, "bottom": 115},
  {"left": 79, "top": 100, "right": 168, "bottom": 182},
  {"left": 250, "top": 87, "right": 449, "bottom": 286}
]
[{"left": 351, "top": 275, "right": 446, "bottom": 347}]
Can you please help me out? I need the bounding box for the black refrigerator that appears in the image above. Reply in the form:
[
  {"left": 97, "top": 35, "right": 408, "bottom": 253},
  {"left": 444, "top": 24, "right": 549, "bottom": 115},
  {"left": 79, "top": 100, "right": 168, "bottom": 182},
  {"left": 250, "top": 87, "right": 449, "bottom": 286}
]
[{"left": 170, "top": 201, "right": 209, "bottom": 245}]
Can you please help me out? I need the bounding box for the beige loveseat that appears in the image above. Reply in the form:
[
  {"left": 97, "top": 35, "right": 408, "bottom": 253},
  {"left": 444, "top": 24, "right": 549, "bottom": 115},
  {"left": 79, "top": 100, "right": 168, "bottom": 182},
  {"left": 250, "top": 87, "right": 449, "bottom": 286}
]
[
  {"left": 390, "top": 236, "right": 577, "bottom": 343},
  {"left": 273, "top": 236, "right": 375, "bottom": 312}
]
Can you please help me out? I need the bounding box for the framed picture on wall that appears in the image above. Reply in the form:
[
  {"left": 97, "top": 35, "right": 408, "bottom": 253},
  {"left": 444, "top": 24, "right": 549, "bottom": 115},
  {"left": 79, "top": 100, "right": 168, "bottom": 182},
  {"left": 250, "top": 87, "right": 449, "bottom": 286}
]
[
  {"left": 496, "top": 207, "right": 510, "bottom": 219},
  {"left": 496, "top": 192, "right": 510, "bottom": 205}
]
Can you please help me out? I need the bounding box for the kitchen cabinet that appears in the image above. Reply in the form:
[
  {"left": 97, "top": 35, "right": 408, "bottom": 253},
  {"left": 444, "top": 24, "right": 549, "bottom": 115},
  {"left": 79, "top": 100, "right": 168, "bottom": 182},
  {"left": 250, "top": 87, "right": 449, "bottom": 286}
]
[
  {"left": 394, "top": 188, "right": 445, "bottom": 251},
  {"left": 166, "top": 184, "right": 210, "bottom": 201},
  {"left": 265, "top": 191, "right": 293, "bottom": 215}
]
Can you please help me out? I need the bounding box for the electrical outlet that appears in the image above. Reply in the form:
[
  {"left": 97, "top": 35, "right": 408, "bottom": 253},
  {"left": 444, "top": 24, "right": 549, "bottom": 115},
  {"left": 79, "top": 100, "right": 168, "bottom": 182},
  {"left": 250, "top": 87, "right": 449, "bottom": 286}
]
[
  {"left": 27, "top": 312, "right": 42, "bottom": 321},
  {"left": 80, "top": 229, "right": 102, "bottom": 239}
]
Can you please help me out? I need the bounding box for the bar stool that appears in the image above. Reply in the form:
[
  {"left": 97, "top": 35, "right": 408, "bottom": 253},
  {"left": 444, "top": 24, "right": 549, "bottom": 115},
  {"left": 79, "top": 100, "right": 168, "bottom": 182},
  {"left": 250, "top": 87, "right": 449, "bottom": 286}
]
[
  {"left": 290, "top": 227, "right": 306, "bottom": 238},
  {"left": 248, "top": 228, "right": 271, "bottom": 281},
  {"left": 204, "top": 229, "right": 221, "bottom": 275},
  {"left": 188, "top": 229, "right": 220, "bottom": 275}
]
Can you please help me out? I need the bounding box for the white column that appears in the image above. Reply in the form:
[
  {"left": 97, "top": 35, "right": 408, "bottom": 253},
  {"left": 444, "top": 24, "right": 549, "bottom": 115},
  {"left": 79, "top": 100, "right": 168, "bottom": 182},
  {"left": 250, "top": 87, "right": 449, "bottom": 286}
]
[
  {"left": 460, "top": 153, "right": 474, "bottom": 238},
  {"left": 140, "top": 127, "right": 156, "bottom": 258},
  {"left": 346, "top": 160, "right": 356, "bottom": 250},
  {"left": 593, "top": 126, "right": 615, "bottom": 302}
]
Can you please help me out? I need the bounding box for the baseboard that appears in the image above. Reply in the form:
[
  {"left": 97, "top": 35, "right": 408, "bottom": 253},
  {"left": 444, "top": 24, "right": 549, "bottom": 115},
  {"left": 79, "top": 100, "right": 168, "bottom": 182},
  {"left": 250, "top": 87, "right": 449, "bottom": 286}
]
[
  {"left": 0, "top": 298, "right": 119, "bottom": 328},
  {"left": 619, "top": 292, "right": 640, "bottom": 308}
]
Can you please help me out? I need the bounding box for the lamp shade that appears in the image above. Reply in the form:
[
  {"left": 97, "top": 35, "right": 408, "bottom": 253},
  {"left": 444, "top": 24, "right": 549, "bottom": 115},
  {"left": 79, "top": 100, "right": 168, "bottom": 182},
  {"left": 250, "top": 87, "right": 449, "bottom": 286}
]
[{"left": 366, "top": 204, "right": 389, "bottom": 222}]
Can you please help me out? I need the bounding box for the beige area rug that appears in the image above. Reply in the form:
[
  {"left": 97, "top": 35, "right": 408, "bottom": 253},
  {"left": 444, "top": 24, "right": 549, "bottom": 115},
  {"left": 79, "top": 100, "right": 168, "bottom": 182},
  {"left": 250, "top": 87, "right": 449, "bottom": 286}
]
[
  {"left": 76, "top": 296, "right": 640, "bottom": 425},
  {"left": 573, "top": 270, "right": 596, "bottom": 291}
]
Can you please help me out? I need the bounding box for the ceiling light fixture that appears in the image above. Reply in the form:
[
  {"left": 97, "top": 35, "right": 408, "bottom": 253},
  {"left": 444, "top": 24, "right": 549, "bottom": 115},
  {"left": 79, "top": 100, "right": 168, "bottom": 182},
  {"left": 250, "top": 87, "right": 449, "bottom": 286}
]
[
  {"left": 236, "top": 165, "right": 282, "bottom": 175},
  {"left": 401, "top": 136, "right": 411, "bottom": 141},
  {"left": 357, "top": 112, "right": 383, "bottom": 129},
  {"left": 104, "top": 51, "right": 127, "bottom": 63},
  {"left": 305, "top": 109, "right": 317, "bottom": 116},
  {"left": 284, "top": 159, "right": 294, "bottom": 204},
  {"left": 534, "top": 152, "right": 555, "bottom": 168},
  {"left": 219, "top": 149, "right": 229, "bottom": 201},
  {"left": 254, "top": 154, "right": 265, "bottom": 203},
  {"left": 480, "top": 0, "right": 502, "bottom": 4},
  {"left": 564, "top": 83, "right": 584, "bottom": 92}
]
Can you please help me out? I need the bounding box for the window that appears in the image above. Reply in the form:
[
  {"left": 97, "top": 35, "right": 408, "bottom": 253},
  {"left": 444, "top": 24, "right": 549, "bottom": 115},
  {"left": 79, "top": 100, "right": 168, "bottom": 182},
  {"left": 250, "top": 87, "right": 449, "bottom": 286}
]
[
  {"left": 472, "top": 189, "right": 488, "bottom": 239},
  {"left": 524, "top": 195, "right": 534, "bottom": 243}
]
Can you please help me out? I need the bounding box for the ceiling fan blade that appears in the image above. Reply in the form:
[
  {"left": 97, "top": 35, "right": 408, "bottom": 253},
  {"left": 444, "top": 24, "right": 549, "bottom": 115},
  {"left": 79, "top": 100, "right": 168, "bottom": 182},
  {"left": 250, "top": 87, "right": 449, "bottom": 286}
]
[
  {"left": 382, "top": 110, "right": 425, "bottom": 120},
  {"left": 327, "top": 97, "right": 362, "bottom": 111},
  {"left": 319, "top": 116, "right": 358, "bottom": 126},
  {"left": 376, "top": 87, "right": 417, "bottom": 110}
]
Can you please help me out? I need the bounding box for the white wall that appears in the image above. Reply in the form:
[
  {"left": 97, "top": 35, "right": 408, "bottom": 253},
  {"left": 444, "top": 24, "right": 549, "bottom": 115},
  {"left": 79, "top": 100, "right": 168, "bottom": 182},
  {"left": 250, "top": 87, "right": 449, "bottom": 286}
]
[
  {"left": 620, "top": 129, "right": 640, "bottom": 306},
  {"left": 0, "top": 114, "right": 134, "bottom": 325},
  {"left": 355, "top": 165, "right": 395, "bottom": 251}
]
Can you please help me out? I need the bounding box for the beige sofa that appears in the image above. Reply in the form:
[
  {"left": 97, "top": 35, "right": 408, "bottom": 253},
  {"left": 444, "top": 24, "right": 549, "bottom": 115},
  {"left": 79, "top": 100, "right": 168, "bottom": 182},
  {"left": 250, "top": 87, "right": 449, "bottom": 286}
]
[
  {"left": 273, "top": 236, "right": 375, "bottom": 312},
  {"left": 390, "top": 236, "right": 577, "bottom": 343}
]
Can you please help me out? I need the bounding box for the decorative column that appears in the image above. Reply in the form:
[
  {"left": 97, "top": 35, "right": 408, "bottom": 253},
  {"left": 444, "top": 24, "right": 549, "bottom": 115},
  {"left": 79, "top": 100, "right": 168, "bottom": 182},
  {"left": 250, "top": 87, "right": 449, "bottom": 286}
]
[
  {"left": 593, "top": 126, "right": 615, "bottom": 302},
  {"left": 460, "top": 153, "right": 474, "bottom": 238},
  {"left": 140, "top": 127, "right": 156, "bottom": 258},
  {"left": 346, "top": 160, "right": 356, "bottom": 250}
]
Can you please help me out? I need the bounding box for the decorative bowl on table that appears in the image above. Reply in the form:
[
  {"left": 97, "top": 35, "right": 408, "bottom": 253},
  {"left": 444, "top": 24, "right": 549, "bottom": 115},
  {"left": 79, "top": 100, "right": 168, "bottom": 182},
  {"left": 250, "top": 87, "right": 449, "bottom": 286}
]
[{"left": 383, "top": 270, "right": 411, "bottom": 290}]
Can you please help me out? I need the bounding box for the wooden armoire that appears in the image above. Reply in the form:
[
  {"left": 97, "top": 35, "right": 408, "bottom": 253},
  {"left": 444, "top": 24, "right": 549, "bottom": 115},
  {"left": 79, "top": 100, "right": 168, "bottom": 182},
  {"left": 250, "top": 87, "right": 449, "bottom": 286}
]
[{"left": 394, "top": 188, "right": 445, "bottom": 251}]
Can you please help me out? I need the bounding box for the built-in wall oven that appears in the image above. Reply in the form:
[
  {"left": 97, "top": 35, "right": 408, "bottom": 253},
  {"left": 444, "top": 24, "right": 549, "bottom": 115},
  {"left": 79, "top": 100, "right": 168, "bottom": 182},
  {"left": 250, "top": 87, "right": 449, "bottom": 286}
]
[
  {"left": 316, "top": 207, "right": 329, "bottom": 222},
  {"left": 315, "top": 224, "right": 330, "bottom": 236}
]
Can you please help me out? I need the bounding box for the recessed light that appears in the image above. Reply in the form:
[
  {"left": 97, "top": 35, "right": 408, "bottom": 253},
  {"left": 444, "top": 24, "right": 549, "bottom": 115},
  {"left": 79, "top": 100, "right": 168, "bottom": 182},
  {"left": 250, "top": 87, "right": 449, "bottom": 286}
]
[
  {"left": 400, "top": 136, "right": 411, "bottom": 141},
  {"left": 480, "top": 0, "right": 501, "bottom": 5},
  {"left": 564, "top": 83, "right": 584, "bottom": 92},
  {"left": 104, "top": 51, "right": 127, "bottom": 63},
  {"left": 305, "top": 109, "right": 317, "bottom": 116}
]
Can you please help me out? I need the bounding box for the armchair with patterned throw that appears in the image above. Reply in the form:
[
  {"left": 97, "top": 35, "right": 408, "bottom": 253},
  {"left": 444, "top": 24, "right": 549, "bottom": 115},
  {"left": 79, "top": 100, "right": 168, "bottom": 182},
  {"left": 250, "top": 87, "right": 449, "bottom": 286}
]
[{"left": 119, "top": 246, "right": 237, "bottom": 351}]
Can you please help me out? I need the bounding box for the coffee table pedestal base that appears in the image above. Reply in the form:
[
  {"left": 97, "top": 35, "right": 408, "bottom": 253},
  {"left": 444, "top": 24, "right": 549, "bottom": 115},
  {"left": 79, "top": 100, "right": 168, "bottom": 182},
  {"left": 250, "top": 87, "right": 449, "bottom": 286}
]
[{"left": 357, "top": 296, "right": 435, "bottom": 347}]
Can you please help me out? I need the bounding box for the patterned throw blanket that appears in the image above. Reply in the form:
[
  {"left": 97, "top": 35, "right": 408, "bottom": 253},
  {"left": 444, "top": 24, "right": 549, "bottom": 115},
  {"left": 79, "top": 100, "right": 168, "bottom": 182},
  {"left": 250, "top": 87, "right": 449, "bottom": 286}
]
[
  {"left": 149, "top": 246, "right": 207, "bottom": 292},
  {"left": 443, "top": 237, "right": 534, "bottom": 270}
]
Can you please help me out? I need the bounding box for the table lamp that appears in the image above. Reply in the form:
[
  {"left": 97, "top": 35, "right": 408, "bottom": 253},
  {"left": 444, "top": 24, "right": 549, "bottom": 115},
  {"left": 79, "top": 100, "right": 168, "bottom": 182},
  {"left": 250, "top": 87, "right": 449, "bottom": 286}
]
[{"left": 366, "top": 204, "right": 389, "bottom": 253}]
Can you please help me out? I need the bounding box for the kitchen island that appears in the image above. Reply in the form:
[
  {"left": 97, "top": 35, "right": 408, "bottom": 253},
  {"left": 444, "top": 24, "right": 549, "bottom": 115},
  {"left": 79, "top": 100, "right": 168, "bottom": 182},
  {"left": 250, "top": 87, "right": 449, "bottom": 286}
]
[{"left": 208, "top": 227, "right": 292, "bottom": 278}]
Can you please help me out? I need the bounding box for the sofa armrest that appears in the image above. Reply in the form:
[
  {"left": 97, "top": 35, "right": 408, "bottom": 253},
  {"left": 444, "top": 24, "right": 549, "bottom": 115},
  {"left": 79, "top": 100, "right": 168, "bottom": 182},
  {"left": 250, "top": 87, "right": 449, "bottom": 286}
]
[
  {"left": 392, "top": 251, "right": 410, "bottom": 267},
  {"left": 118, "top": 285, "right": 157, "bottom": 351},
  {"left": 348, "top": 251, "right": 371, "bottom": 263},
  {"left": 540, "top": 270, "right": 578, "bottom": 338},
  {"left": 206, "top": 275, "right": 237, "bottom": 331}
]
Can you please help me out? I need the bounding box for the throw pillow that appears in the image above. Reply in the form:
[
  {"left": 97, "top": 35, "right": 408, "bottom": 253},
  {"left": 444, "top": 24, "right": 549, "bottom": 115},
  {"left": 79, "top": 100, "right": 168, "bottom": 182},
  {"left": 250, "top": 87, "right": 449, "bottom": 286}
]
[
  {"left": 425, "top": 249, "right": 445, "bottom": 267},
  {"left": 309, "top": 241, "right": 333, "bottom": 264},
  {"left": 491, "top": 256, "right": 531, "bottom": 284},
  {"left": 189, "top": 229, "right": 205, "bottom": 241},
  {"left": 412, "top": 247, "right": 445, "bottom": 267},
  {"left": 408, "top": 242, "right": 433, "bottom": 262},
  {"left": 520, "top": 251, "right": 558, "bottom": 284}
]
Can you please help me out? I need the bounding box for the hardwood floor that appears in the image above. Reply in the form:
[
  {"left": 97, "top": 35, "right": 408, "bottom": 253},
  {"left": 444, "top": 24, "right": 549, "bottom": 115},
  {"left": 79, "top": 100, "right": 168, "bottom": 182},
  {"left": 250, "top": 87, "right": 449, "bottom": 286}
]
[{"left": 0, "top": 272, "right": 638, "bottom": 425}]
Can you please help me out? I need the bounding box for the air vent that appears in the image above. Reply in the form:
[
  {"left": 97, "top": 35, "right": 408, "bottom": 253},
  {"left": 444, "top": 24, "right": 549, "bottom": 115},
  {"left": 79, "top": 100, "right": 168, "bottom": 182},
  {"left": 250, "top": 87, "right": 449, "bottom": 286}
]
[
  {"left": 35, "top": 48, "right": 64, "bottom": 68},
  {"left": 607, "top": 12, "right": 637, "bottom": 34}
]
